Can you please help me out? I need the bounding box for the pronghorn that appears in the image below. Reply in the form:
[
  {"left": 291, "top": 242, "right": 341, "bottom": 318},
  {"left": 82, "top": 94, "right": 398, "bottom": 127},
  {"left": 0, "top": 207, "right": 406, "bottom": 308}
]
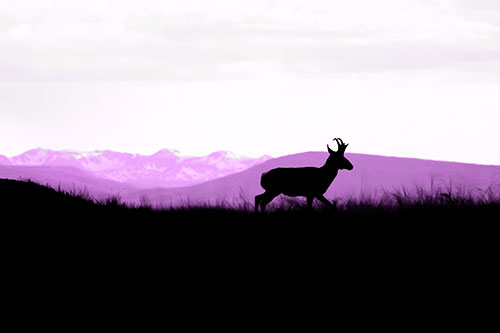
[{"left": 255, "top": 138, "right": 353, "bottom": 212}]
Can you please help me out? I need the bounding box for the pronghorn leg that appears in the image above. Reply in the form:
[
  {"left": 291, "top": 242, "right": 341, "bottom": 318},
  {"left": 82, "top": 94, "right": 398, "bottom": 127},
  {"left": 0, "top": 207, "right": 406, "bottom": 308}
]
[
  {"left": 255, "top": 191, "right": 278, "bottom": 212},
  {"left": 306, "top": 196, "right": 314, "bottom": 211},
  {"left": 255, "top": 193, "right": 264, "bottom": 212},
  {"left": 316, "top": 195, "right": 332, "bottom": 207}
]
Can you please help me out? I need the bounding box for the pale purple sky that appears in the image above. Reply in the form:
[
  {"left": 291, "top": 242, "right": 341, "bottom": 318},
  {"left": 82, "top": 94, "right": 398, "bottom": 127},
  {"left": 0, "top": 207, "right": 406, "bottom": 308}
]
[{"left": 1, "top": 0, "right": 499, "bottom": 164}]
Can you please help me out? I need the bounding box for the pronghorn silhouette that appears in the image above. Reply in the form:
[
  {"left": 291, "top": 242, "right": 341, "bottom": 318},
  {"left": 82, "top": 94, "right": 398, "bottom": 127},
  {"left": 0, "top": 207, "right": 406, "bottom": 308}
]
[{"left": 255, "top": 138, "right": 353, "bottom": 212}]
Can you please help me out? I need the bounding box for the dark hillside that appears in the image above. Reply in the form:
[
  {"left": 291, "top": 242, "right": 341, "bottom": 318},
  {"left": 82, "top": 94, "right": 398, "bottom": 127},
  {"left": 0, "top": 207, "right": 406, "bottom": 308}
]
[
  {"left": 0, "top": 178, "right": 97, "bottom": 219},
  {"left": 2, "top": 178, "right": 498, "bottom": 282},
  {"left": 2, "top": 178, "right": 499, "bottom": 226}
]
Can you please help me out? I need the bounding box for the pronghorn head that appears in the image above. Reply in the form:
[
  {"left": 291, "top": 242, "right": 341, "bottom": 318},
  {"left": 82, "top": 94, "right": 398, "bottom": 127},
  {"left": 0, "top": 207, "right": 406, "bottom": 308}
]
[{"left": 326, "top": 138, "right": 354, "bottom": 171}]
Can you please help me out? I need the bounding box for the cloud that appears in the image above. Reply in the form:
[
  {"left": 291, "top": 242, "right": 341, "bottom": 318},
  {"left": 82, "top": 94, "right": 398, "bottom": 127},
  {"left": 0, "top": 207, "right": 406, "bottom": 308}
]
[{"left": 0, "top": 0, "right": 499, "bottom": 81}]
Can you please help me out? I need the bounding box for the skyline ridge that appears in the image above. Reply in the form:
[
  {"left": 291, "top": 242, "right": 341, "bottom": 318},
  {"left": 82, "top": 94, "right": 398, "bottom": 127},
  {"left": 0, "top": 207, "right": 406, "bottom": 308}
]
[{"left": 1, "top": 147, "right": 499, "bottom": 167}]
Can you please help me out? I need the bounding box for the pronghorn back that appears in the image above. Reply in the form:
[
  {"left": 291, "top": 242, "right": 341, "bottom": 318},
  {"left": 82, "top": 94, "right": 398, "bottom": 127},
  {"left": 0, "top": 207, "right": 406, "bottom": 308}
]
[
  {"left": 260, "top": 167, "right": 330, "bottom": 196},
  {"left": 255, "top": 138, "right": 353, "bottom": 212}
]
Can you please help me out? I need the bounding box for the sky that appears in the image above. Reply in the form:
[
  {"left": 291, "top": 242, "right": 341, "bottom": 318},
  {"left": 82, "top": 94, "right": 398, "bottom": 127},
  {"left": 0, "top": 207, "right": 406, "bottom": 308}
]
[{"left": 1, "top": 0, "right": 499, "bottom": 164}]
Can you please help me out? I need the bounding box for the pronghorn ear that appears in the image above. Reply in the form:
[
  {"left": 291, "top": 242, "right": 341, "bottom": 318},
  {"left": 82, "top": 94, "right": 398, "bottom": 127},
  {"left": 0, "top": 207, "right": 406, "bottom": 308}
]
[{"left": 327, "top": 144, "right": 334, "bottom": 154}]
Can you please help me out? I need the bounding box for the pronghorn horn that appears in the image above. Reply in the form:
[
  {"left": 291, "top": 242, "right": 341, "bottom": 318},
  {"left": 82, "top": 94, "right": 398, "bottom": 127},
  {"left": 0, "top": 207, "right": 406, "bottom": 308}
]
[
  {"left": 333, "top": 138, "right": 341, "bottom": 149},
  {"left": 334, "top": 138, "right": 348, "bottom": 153}
]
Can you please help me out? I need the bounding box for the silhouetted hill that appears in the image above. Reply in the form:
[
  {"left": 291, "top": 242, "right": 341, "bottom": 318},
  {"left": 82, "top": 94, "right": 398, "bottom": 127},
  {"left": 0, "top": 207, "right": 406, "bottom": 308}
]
[
  {"left": 4, "top": 164, "right": 496, "bottom": 321},
  {"left": 0, "top": 164, "right": 138, "bottom": 201},
  {"left": 3, "top": 176, "right": 499, "bottom": 220},
  {"left": 2, "top": 177, "right": 499, "bottom": 276},
  {"left": 0, "top": 178, "right": 96, "bottom": 219}
]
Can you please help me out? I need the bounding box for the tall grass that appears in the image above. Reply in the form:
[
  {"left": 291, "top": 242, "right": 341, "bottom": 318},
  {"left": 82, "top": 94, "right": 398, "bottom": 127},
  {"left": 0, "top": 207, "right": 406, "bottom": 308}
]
[{"left": 3, "top": 178, "right": 500, "bottom": 221}]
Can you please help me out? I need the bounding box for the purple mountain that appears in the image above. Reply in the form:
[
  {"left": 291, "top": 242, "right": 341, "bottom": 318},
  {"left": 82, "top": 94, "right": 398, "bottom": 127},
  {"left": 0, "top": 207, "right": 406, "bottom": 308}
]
[
  {"left": 3, "top": 148, "right": 271, "bottom": 188},
  {"left": 1, "top": 149, "right": 499, "bottom": 207},
  {"left": 123, "top": 152, "right": 500, "bottom": 207},
  {"left": 0, "top": 155, "right": 10, "bottom": 165}
]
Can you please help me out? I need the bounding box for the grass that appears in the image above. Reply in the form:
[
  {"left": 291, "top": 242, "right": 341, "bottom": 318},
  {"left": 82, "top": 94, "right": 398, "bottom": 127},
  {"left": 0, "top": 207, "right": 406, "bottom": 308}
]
[
  {"left": 2, "top": 178, "right": 499, "bottom": 223},
  {"left": 3, "top": 177, "right": 498, "bottom": 293}
]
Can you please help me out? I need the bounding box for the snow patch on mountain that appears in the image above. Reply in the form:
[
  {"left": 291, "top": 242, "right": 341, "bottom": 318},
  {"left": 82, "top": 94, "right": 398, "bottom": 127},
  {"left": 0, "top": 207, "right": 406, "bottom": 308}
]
[
  {"left": 0, "top": 154, "right": 11, "bottom": 165},
  {"left": 2, "top": 148, "right": 272, "bottom": 188}
]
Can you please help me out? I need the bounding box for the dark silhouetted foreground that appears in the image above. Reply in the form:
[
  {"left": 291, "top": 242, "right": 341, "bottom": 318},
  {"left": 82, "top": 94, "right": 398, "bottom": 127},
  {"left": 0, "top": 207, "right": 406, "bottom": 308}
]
[
  {"left": 3, "top": 177, "right": 498, "bottom": 300},
  {"left": 2, "top": 178, "right": 499, "bottom": 223}
]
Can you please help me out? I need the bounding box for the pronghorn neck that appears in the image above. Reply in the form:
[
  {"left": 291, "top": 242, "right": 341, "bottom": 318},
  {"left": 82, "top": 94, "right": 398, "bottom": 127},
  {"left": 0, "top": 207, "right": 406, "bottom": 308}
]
[{"left": 319, "top": 161, "right": 339, "bottom": 182}]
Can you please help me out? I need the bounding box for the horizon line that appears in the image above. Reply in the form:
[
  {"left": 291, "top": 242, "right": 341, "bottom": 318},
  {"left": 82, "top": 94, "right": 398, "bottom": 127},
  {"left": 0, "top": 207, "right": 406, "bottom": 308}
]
[{"left": 1, "top": 147, "right": 499, "bottom": 167}]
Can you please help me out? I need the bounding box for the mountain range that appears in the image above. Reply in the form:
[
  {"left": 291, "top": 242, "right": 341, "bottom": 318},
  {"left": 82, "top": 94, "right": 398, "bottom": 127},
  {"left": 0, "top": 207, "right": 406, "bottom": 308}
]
[
  {"left": 1, "top": 148, "right": 499, "bottom": 207},
  {"left": 0, "top": 148, "right": 271, "bottom": 188}
]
